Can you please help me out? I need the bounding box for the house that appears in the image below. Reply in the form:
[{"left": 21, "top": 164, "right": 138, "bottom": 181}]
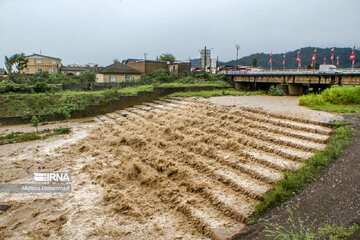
[
  {"left": 122, "top": 59, "right": 141, "bottom": 65},
  {"left": 95, "top": 62, "right": 142, "bottom": 83},
  {"left": 127, "top": 60, "right": 168, "bottom": 74},
  {"left": 60, "top": 66, "right": 103, "bottom": 77},
  {"left": 168, "top": 62, "right": 191, "bottom": 76},
  {"left": 21, "top": 54, "right": 62, "bottom": 74},
  {"left": 218, "top": 65, "right": 251, "bottom": 74}
]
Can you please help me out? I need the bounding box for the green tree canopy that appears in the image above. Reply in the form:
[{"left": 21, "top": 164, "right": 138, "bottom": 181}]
[
  {"left": 5, "top": 53, "right": 28, "bottom": 73},
  {"left": 252, "top": 57, "right": 258, "bottom": 67},
  {"left": 79, "top": 70, "right": 96, "bottom": 82},
  {"left": 156, "top": 53, "right": 176, "bottom": 63}
]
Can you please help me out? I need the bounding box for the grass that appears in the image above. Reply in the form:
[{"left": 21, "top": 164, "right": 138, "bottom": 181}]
[
  {"left": 303, "top": 103, "right": 360, "bottom": 113},
  {"left": 0, "top": 127, "right": 70, "bottom": 145},
  {"left": 263, "top": 210, "right": 317, "bottom": 239},
  {"left": 299, "top": 86, "right": 360, "bottom": 113},
  {"left": 318, "top": 223, "right": 359, "bottom": 240},
  {"left": 254, "top": 122, "right": 352, "bottom": 214},
  {"left": 158, "top": 80, "right": 229, "bottom": 88},
  {"left": 264, "top": 210, "right": 359, "bottom": 240},
  {"left": 168, "top": 89, "right": 265, "bottom": 98}
]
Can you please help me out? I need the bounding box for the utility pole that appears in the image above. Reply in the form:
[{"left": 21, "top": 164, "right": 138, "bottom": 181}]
[
  {"left": 235, "top": 44, "right": 240, "bottom": 70},
  {"left": 216, "top": 56, "right": 219, "bottom": 74},
  {"left": 144, "top": 52, "right": 148, "bottom": 74},
  {"left": 204, "top": 46, "right": 207, "bottom": 72}
]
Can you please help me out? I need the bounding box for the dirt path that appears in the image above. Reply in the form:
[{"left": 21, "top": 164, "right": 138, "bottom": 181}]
[
  {"left": 233, "top": 114, "right": 360, "bottom": 240},
  {"left": 0, "top": 96, "right": 341, "bottom": 240}
]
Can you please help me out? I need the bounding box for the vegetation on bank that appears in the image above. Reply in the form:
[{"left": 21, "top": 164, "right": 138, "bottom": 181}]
[
  {"left": 168, "top": 89, "right": 264, "bottom": 98},
  {"left": 0, "top": 127, "right": 70, "bottom": 145},
  {"left": 264, "top": 210, "right": 359, "bottom": 240},
  {"left": 0, "top": 69, "right": 226, "bottom": 93},
  {"left": 253, "top": 123, "right": 352, "bottom": 215},
  {"left": 0, "top": 85, "right": 154, "bottom": 118},
  {"left": 0, "top": 73, "right": 228, "bottom": 119},
  {"left": 299, "top": 86, "right": 360, "bottom": 113},
  {"left": 268, "top": 85, "right": 285, "bottom": 96}
]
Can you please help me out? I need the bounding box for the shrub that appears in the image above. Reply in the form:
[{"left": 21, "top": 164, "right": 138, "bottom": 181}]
[
  {"left": 143, "top": 69, "right": 174, "bottom": 83},
  {"left": 48, "top": 72, "right": 69, "bottom": 84},
  {"left": 7, "top": 73, "right": 30, "bottom": 84},
  {"left": 321, "top": 86, "right": 360, "bottom": 104},
  {"left": 299, "top": 86, "right": 360, "bottom": 106},
  {"left": 177, "top": 76, "right": 196, "bottom": 84},
  {"left": 268, "top": 85, "right": 284, "bottom": 96},
  {"left": 79, "top": 70, "right": 96, "bottom": 83},
  {"left": 32, "top": 82, "right": 51, "bottom": 92},
  {"left": 0, "top": 81, "right": 30, "bottom": 93},
  {"left": 30, "top": 115, "right": 39, "bottom": 132},
  {"left": 194, "top": 72, "right": 212, "bottom": 80},
  {"left": 29, "top": 71, "right": 51, "bottom": 85}
]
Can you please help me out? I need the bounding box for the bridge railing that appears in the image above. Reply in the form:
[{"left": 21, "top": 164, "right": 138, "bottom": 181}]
[{"left": 219, "top": 68, "right": 360, "bottom": 75}]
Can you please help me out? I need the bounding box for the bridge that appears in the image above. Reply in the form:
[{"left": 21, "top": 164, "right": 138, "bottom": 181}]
[{"left": 222, "top": 69, "right": 360, "bottom": 95}]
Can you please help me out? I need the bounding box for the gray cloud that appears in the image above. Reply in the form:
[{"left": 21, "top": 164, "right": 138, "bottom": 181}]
[{"left": 1, "top": 0, "right": 359, "bottom": 67}]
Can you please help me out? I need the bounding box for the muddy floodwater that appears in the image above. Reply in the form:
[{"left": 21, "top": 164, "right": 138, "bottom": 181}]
[{"left": 0, "top": 96, "right": 338, "bottom": 240}]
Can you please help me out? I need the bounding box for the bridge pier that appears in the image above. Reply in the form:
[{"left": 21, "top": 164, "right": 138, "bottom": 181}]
[
  {"left": 234, "top": 82, "right": 252, "bottom": 91},
  {"left": 288, "top": 84, "right": 304, "bottom": 96}
]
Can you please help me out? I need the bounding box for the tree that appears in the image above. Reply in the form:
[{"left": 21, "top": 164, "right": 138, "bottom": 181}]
[
  {"left": 156, "top": 53, "right": 176, "bottom": 63},
  {"left": 30, "top": 116, "right": 39, "bottom": 133},
  {"left": 30, "top": 71, "right": 50, "bottom": 84},
  {"left": 5, "top": 53, "right": 28, "bottom": 73},
  {"left": 48, "top": 72, "right": 69, "bottom": 84},
  {"left": 252, "top": 57, "right": 258, "bottom": 67},
  {"left": 79, "top": 70, "right": 96, "bottom": 82},
  {"left": 113, "top": 58, "right": 120, "bottom": 63},
  {"left": 0, "top": 67, "right": 6, "bottom": 74}
]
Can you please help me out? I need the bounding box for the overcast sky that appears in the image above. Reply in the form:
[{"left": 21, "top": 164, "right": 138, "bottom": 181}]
[{"left": 0, "top": 0, "right": 359, "bottom": 67}]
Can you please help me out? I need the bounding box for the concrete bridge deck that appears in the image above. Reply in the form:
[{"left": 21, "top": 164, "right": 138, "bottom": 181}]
[{"left": 223, "top": 70, "right": 360, "bottom": 95}]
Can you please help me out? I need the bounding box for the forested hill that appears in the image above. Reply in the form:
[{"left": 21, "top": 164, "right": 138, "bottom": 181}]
[{"left": 223, "top": 47, "right": 360, "bottom": 69}]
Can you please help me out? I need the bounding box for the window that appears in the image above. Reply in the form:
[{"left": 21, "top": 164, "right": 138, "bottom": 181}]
[
  {"left": 125, "top": 75, "right": 133, "bottom": 82},
  {"left": 37, "top": 59, "right": 42, "bottom": 64},
  {"left": 37, "top": 68, "right": 42, "bottom": 72},
  {"left": 109, "top": 75, "right": 117, "bottom": 82},
  {"left": 50, "top": 68, "right": 56, "bottom": 72},
  {"left": 26, "top": 68, "right": 29, "bottom": 72},
  {"left": 52, "top": 60, "right": 56, "bottom": 64}
]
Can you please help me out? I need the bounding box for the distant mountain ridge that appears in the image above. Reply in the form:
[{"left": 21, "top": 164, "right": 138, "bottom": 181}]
[{"left": 191, "top": 47, "right": 359, "bottom": 69}]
